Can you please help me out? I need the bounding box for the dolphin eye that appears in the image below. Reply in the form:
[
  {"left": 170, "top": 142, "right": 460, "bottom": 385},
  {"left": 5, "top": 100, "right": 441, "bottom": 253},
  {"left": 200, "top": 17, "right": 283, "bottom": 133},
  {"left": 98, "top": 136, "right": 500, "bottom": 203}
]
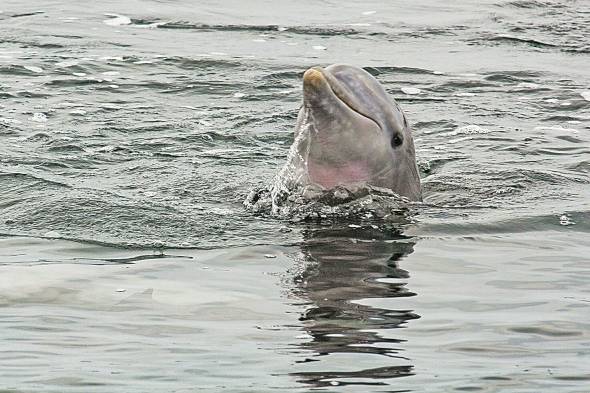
[{"left": 391, "top": 133, "right": 403, "bottom": 148}]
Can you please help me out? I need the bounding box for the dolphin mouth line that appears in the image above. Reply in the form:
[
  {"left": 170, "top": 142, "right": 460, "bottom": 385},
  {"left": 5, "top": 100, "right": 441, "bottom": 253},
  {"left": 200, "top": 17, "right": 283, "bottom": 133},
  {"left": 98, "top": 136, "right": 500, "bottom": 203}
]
[{"left": 321, "top": 69, "right": 382, "bottom": 131}]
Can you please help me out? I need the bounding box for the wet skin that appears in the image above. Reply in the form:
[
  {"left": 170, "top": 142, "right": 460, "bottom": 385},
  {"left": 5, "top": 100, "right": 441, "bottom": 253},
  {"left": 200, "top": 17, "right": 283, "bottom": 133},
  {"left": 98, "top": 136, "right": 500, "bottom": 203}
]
[{"left": 293, "top": 64, "right": 421, "bottom": 201}]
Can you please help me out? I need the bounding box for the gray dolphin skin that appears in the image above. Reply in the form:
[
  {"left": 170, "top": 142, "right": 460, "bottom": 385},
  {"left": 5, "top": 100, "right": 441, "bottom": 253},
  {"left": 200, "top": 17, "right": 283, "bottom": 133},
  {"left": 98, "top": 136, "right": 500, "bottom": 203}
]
[{"left": 293, "top": 64, "right": 422, "bottom": 201}]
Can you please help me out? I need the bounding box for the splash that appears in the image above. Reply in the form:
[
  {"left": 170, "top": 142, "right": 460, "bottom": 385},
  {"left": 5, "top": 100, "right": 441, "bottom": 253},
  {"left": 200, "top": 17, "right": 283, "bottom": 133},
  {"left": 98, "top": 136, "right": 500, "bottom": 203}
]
[{"left": 244, "top": 110, "right": 414, "bottom": 222}]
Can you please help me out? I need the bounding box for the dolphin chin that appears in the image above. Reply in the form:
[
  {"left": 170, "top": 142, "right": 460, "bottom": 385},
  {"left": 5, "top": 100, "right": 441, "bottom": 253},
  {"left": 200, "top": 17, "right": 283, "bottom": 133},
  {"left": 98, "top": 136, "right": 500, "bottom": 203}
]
[{"left": 292, "top": 64, "right": 422, "bottom": 202}]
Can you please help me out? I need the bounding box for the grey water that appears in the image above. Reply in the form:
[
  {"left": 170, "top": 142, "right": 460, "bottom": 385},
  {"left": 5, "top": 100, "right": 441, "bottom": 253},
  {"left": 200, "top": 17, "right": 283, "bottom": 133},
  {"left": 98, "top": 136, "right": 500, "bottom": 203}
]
[{"left": 0, "top": 0, "right": 589, "bottom": 392}]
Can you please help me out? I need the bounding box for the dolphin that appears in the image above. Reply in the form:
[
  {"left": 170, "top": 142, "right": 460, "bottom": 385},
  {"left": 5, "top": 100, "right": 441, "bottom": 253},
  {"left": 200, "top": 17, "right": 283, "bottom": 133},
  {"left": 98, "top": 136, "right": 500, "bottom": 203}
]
[{"left": 291, "top": 64, "right": 421, "bottom": 201}]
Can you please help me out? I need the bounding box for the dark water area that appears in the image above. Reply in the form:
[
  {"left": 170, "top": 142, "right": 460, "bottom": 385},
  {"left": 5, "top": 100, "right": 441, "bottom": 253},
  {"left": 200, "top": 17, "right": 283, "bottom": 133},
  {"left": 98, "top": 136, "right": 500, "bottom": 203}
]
[{"left": 0, "top": 0, "right": 589, "bottom": 392}]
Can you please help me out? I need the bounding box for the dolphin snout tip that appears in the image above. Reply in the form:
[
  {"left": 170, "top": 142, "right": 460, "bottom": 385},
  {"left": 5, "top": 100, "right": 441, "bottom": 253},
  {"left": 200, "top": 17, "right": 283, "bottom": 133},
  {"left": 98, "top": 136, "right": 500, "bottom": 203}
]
[{"left": 303, "top": 67, "right": 326, "bottom": 90}]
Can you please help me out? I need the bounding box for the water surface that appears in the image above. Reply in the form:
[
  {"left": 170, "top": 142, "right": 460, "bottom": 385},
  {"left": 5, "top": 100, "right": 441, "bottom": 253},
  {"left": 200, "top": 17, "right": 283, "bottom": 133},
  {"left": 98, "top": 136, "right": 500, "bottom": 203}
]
[{"left": 0, "top": 0, "right": 589, "bottom": 391}]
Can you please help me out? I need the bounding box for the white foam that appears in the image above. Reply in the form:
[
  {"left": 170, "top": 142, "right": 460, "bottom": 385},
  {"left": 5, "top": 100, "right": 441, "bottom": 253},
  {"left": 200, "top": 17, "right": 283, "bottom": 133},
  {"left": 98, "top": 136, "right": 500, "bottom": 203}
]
[
  {"left": 30, "top": 113, "right": 47, "bottom": 122},
  {"left": 233, "top": 92, "right": 245, "bottom": 98},
  {"left": 559, "top": 214, "right": 575, "bottom": 226},
  {"left": 103, "top": 13, "right": 131, "bottom": 26},
  {"left": 443, "top": 125, "right": 490, "bottom": 136},
  {"left": 580, "top": 91, "right": 590, "bottom": 101},
  {"left": 312, "top": 45, "right": 327, "bottom": 50},
  {"left": 24, "top": 65, "right": 43, "bottom": 73},
  {"left": 401, "top": 87, "right": 421, "bottom": 95},
  {"left": 100, "top": 56, "right": 123, "bottom": 62},
  {"left": 515, "top": 82, "right": 539, "bottom": 89},
  {"left": 454, "top": 92, "right": 476, "bottom": 97},
  {"left": 534, "top": 126, "right": 579, "bottom": 133},
  {"left": 362, "top": 10, "right": 377, "bottom": 15}
]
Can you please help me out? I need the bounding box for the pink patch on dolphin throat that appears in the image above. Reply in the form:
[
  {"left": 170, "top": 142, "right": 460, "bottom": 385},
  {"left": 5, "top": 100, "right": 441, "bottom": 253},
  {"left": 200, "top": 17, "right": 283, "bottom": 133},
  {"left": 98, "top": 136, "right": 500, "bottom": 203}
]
[{"left": 307, "top": 160, "right": 371, "bottom": 189}]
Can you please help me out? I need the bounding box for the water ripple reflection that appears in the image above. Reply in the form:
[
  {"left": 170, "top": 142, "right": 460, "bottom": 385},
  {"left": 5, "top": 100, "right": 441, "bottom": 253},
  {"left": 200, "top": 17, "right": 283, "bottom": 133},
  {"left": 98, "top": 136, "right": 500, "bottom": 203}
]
[{"left": 289, "top": 227, "right": 419, "bottom": 388}]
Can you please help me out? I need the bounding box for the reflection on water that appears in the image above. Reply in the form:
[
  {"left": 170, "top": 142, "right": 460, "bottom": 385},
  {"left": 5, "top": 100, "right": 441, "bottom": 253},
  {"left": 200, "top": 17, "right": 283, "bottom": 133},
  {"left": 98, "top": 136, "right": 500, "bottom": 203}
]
[{"left": 291, "top": 226, "right": 420, "bottom": 388}]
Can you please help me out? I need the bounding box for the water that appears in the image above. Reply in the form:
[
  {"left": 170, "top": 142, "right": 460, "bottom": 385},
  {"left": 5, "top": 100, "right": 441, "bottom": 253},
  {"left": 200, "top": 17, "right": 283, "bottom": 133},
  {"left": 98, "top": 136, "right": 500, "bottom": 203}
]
[{"left": 0, "top": 0, "right": 589, "bottom": 391}]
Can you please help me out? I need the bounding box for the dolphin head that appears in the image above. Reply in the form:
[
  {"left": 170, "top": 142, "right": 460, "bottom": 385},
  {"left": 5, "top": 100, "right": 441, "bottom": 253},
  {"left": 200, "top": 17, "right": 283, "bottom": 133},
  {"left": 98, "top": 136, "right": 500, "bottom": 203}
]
[{"left": 295, "top": 64, "right": 421, "bottom": 201}]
